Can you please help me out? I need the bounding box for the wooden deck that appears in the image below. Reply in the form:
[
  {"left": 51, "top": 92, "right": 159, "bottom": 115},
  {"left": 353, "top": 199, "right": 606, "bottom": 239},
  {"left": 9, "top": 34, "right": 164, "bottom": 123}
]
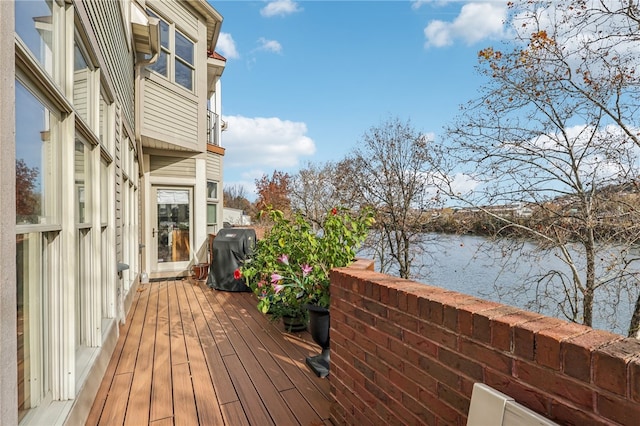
[{"left": 86, "top": 279, "right": 332, "bottom": 426}]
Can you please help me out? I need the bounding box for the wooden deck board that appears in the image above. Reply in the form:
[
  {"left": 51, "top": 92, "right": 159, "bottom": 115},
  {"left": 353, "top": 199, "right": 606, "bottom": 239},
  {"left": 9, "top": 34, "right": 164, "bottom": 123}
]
[
  {"left": 86, "top": 279, "right": 332, "bottom": 425},
  {"left": 150, "top": 283, "right": 173, "bottom": 422}
]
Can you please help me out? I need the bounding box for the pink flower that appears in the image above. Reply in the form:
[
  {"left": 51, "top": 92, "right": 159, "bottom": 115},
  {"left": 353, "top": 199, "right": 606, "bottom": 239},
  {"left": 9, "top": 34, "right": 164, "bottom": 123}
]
[
  {"left": 257, "top": 280, "right": 265, "bottom": 288},
  {"left": 278, "top": 254, "right": 289, "bottom": 265},
  {"left": 301, "top": 264, "right": 312, "bottom": 277},
  {"left": 273, "top": 284, "right": 284, "bottom": 294},
  {"left": 271, "top": 273, "right": 283, "bottom": 283}
]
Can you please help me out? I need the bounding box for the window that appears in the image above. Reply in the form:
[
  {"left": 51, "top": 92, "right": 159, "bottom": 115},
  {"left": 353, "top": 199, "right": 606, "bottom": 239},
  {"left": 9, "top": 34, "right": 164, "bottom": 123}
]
[
  {"left": 73, "top": 42, "right": 92, "bottom": 124},
  {"left": 147, "top": 10, "right": 195, "bottom": 91},
  {"left": 15, "top": 79, "right": 61, "bottom": 421},
  {"left": 15, "top": 0, "right": 58, "bottom": 78},
  {"left": 207, "top": 180, "right": 219, "bottom": 227},
  {"left": 174, "top": 30, "right": 194, "bottom": 90},
  {"left": 207, "top": 181, "right": 218, "bottom": 199}
]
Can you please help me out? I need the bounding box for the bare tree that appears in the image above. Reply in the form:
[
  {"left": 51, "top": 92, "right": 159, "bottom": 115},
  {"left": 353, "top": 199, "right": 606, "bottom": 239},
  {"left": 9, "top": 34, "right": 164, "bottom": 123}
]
[
  {"left": 289, "top": 161, "right": 340, "bottom": 230},
  {"left": 335, "top": 117, "right": 439, "bottom": 279},
  {"left": 433, "top": 0, "right": 640, "bottom": 337},
  {"left": 223, "top": 184, "right": 252, "bottom": 212}
]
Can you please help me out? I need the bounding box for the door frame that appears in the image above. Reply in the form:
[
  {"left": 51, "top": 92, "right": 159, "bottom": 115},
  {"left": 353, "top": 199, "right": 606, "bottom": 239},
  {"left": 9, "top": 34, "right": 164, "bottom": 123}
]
[{"left": 150, "top": 185, "right": 193, "bottom": 273}]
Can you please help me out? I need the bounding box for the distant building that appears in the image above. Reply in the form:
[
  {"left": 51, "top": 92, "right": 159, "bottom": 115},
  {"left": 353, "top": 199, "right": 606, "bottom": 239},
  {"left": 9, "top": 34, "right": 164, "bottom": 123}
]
[
  {"left": 1, "top": 1, "right": 226, "bottom": 424},
  {"left": 224, "top": 207, "right": 253, "bottom": 226}
]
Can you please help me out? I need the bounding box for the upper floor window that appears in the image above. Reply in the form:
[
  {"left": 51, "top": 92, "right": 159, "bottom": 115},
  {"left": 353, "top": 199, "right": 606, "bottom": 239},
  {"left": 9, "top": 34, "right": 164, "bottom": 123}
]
[{"left": 147, "top": 10, "right": 195, "bottom": 91}]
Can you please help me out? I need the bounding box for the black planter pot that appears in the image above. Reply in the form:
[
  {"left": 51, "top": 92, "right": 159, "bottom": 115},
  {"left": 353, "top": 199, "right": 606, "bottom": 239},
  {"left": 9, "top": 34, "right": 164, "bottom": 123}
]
[
  {"left": 305, "top": 304, "right": 330, "bottom": 378},
  {"left": 282, "top": 314, "right": 308, "bottom": 333}
]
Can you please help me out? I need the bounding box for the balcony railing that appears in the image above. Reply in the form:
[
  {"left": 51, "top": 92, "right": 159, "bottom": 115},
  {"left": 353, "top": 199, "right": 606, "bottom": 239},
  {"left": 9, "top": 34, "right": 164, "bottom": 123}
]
[{"left": 207, "top": 109, "right": 219, "bottom": 146}]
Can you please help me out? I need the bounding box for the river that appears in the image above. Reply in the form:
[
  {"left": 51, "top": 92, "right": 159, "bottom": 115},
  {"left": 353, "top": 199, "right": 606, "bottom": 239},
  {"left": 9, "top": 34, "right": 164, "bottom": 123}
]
[{"left": 364, "top": 233, "right": 638, "bottom": 336}]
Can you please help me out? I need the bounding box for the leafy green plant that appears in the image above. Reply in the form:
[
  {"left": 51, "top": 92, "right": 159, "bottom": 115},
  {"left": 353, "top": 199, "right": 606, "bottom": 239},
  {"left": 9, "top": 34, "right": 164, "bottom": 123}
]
[{"left": 239, "top": 206, "right": 374, "bottom": 320}]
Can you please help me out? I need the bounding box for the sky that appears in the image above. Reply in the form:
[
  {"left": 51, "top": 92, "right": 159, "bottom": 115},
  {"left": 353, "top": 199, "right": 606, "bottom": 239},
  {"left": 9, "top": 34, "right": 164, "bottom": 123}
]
[{"left": 211, "top": 0, "right": 510, "bottom": 199}]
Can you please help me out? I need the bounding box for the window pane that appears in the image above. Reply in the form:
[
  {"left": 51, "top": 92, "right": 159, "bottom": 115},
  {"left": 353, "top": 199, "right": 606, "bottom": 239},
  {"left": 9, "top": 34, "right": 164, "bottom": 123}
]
[
  {"left": 175, "top": 31, "right": 193, "bottom": 65},
  {"left": 101, "top": 159, "right": 108, "bottom": 223},
  {"left": 16, "top": 232, "right": 46, "bottom": 420},
  {"left": 15, "top": 0, "right": 56, "bottom": 76},
  {"left": 73, "top": 43, "right": 90, "bottom": 123},
  {"left": 75, "top": 140, "right": 87, "bottom": 224},
  {"left": 149, "top": 49, "right": 168, "bottom": 77},
  {"left": 207, "top": 181, "right": 217, "bottom": 199},
  {"left": 99, "top": 94, "right": 108, "bottom": 147},
  {"left": 158, "top": 17, "right": 169, "bottom": 49},
  {"left": 16, "top": 81, "right": 59, "bottom": 225},
  {"left": 175, "top": 59, "right": 193, "bottom": 90},
  {"left": 207, "top": 204, "right": 217, "bottom": 225}
]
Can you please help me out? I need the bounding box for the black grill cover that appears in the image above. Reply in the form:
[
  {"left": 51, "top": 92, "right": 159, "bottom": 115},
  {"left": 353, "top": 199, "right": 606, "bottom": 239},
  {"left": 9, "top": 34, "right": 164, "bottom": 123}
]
[{"left": 207, "top": 228, "right": 256, "bottom": 292}]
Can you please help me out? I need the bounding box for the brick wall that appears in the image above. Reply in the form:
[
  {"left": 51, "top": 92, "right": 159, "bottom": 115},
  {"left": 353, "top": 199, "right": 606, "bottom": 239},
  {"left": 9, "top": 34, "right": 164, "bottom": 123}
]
[{"left": 329, "top": 261, "right": 640, "bottom": 425}]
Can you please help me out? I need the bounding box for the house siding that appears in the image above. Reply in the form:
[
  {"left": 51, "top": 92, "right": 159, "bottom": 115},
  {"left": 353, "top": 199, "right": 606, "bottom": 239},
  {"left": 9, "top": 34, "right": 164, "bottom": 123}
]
[
  {"left": 83, "top": 0, "right": 135, "bottom": 129},
  {"left": 150, "top": 155, "right": 197, "bottom": 177},
  {"left": 142, "top": 79, "right": 199, "bottom": 149}
]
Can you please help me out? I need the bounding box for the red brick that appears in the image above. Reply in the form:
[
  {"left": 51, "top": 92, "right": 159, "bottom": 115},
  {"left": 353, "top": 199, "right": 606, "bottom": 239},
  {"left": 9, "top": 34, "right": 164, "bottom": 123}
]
[
  {"left": 406, "top": 292, "right": 419, "bottom": 316},
  {"left": 459, "top": 338, "right": 512, "bottom": 375},
  {"left": 402, "top": 392, "right": 437, "bottom": 425},
  {"left": 402, "top": 328, "right": 438, "bottom": 358},
  {"left": 550, "top": 401, "right": 610, "bottom": 426},
  {"left": 594, "top": 339, "right": 640, "bottom": 396},
  {"left": 471, "top": 306, "right": 519, "bottom": 345},
  {"left": 403, "top": 359, "right": 438, "bottom": 392},
  {"left": 443, "top": 305, "right": 459, "bottom": 332},
  {"left": 418, "top": 355, "right": 461, "bottom": 389},
  {"left": 437, "top": 382, "right": 470, "bottom": 417},
  {"left": 389, "top": 366, "right": 420, "bottom": 399},
  {"left": 513, "top": 317, "right": 565, "bottom": 361},
  {"left": 418, "top": 386, "right": 461, "bottom": 424},
  {"left": 363, "top": 322, "right": 391, "bottom": 348},
  {"left": 514, "top": 360, "right": 594, "bottom": 409},
  {"left": 388, "top": 307, "right": 419, "bottom": 332},
  {"left": 418, "top": 322, "right": 458, "bottom": 350},
  {"left": 536, "top": 322, "right": 590, "bottom": 370},
  {"left": 631, "top": 357, "right": 640, "bottom": 403},
  {"left": 376, "top": 316, "right": 404, "bottom": 340},
  {"left": 561, "top": 329, "right": 621, "bottom": 382},
  {"left": 439, "top": 347, "right": 483, "bottom": 382},
  {"left": 362, "top": 298, "right": 387, "bottom": 318},
  {"left": 490, "top": 311, "right": 545, "bottom": 354},
  {"left": 376, "top": 345, "right": 404, "bottom": 372},
  {"left": 458, "top": 299, "right": 502, "bottom": 337},
  {"left": 484, "top": 370, "right": 548, "bottom": 415},
  {"left": 385, "top": 395, "right": 424, "bottom": 425},
  {"left": 365, "top": 351, "right": 391, "bottom": 378},
  {"left": 597, "top": 392, "right": 640, "bottom": 425}
]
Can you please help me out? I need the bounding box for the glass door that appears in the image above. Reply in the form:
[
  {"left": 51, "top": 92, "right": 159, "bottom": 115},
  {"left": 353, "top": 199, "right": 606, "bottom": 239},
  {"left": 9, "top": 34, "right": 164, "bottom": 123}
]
[{"left": 152, "top": 187, "right": 191, "bottom": 272}]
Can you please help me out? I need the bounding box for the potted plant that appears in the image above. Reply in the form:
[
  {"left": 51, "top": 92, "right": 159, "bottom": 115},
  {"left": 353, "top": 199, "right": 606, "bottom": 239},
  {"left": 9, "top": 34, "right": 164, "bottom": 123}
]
[{"left": 239, "top": 206, "right": 374, "bottom": 374}]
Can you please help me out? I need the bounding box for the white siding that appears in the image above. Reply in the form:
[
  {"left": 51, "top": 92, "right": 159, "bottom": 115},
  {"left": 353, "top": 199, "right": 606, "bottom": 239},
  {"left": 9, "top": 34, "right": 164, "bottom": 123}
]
[
  {"left": 149, "top": 0, "right": 198, "bottom": 40},
  {"left": 206, "top": 152, "right": 222, "bottom": 179},
  {"left": 150, "top": 155, "right": 196, "bottom": 178},
  {"left": 142, "top": 79, "right": 199, "bottom": 147},
  {"left": 83, "top": 1, "right": 135, "bottom": 130}
]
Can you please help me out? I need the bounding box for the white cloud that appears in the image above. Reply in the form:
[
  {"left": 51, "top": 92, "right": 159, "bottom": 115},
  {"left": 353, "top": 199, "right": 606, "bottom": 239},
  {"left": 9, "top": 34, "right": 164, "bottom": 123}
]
[
  {"left": 217, "top": 33, "right": 239, "bottom": 59},
  {"left": 424, "top": 2, "right": 508, "bottom": 48},
  {"left": 261, "top": 0, "right": 302, "bottom": 18},
  {"left": 222, "top": 115, "right": 316, "bottom": 170},
  {"left": 257, "top": 37, "right": 283, "bottom": 54}
]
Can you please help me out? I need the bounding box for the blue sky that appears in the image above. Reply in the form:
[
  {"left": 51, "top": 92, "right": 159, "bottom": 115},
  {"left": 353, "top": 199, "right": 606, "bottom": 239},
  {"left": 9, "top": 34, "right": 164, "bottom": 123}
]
[{"left": 211, "top": 0, "right": 509, "bottom": 199}]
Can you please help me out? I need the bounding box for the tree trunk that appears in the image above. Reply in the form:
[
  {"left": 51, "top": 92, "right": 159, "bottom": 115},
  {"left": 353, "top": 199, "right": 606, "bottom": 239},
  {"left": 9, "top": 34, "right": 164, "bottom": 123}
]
[{"left": 628, "top": 292, "right": 640, "bottom": 338}]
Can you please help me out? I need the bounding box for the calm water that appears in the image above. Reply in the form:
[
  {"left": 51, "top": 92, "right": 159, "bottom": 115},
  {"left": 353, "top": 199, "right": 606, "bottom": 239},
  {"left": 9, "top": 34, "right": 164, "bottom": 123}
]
[{"left": 366, "top": 233, "right": 637, "bottom": 336}]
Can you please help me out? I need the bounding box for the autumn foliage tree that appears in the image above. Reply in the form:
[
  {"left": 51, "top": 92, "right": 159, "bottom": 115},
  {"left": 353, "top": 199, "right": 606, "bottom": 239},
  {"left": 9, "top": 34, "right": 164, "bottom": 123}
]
[
  {"left": 254, "top": 170, "right": 291, "bottom": 217},
  {"left": 16, "top": 159, "right": 39, "bottom": 222}
]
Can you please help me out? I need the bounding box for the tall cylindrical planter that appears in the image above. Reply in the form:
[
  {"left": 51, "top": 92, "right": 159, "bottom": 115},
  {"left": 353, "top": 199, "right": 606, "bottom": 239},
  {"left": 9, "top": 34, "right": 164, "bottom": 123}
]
[{"left": 305, "top": 304, "right": 330, "bottom": 378}]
